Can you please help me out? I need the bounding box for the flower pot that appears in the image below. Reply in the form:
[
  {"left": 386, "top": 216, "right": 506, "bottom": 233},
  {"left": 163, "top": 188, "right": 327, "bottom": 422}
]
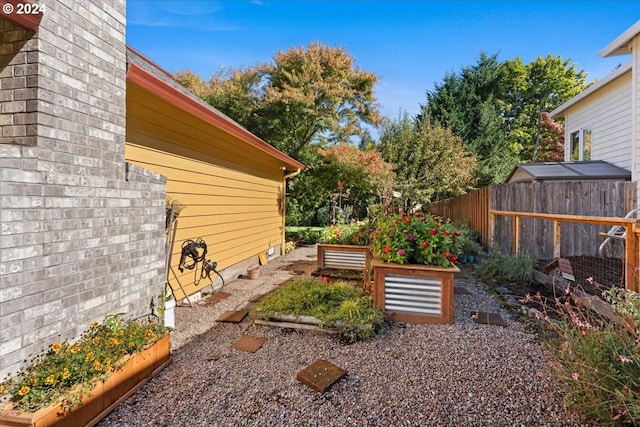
[
  {"left": 247, "top": 267, "right": 260, "bottom": 280},
  {"left": 372, "top": 259, "right": 459, "bottom": 324},
  {"left": 0, "top": 334, "right": 171, "bottom": 427},
  {"left": 164, "top": 298, "right": 176, "bottom": 328},
  {"left": 316, "top": 244, "right": 371, "bottom": 271}
]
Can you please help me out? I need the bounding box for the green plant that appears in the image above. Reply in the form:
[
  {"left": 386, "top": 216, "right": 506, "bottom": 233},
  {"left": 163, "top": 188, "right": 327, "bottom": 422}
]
[
  {"left": 285, "top": 227, "right": 326, "bottom": 244},
  {"left": 372, "top": 213, "right": 462, "bottom": 267},
  {"left": 284, "top": 240, "right": 296, "bottom": 254},
  {"left": 0, "top": 314, "right": 167, "bottom": 413},
  {"left": 532, "top": 286, "right": 640, "bottom": 424},
  {"left": 473, "top": 251, "right": 534, "bottom": 284},
  {"left": 322, "top": 220, "right": 373, "bottom": 246},
  {"left": 251, "top": 278, "right": 384, "bottom": 343},
  {"left": 457, "top": 226, "right": 484, "bottom": 256}
]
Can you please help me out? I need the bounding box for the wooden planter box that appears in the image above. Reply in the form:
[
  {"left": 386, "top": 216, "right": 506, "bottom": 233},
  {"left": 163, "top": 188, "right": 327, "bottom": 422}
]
[
  {"left": 317, "top": 244, "right": 371, "bottom": 271},
  {"left": 0, "top": 333, "right": 171, "bottom": 427},
  {"left": 372, "top": 259, "right": 459, "bottom": 324}
]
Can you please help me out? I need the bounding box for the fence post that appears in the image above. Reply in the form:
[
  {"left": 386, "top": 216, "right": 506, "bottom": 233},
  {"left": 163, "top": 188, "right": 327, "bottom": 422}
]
[
  {"left": 513, "top": 216, "right": 520, "bottom": 255},
  {"left": 626, "top": 223, "right": 639, "bottom": 293},
  {"left": 489, "top": 211, "right": 495, "bottom": 251},
  {"left": 553, "top": 220, "right": 561, "bottom": 259}
]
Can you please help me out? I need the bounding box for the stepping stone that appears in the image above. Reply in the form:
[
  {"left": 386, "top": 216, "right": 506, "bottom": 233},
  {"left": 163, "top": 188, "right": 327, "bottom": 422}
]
[
  {"left": 454, "top": 286, "right": 471, "bottom": 295},
  {"left": 233, "top": 335, "right": 267, "bottom": 353},
  {"left": 248, "top": 293, "right": 266, "bottom": 303},
  {"left": 472, "top": 311, "right": 508, "bottom": 327},
  {"left": 216, "top": 310, "right": 248, "bottom": 323},
  {"left": 296, "top": 359, "right": 346, "bottom": 393}
]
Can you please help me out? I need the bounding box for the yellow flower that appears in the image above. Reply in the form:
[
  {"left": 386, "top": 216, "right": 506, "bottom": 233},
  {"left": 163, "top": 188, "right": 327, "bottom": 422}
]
[
  {"left": 85, "top": 352, "right": 94, "bottom": 362},
  {"left": 89, "top": 321, "right": 99, "bottom": 329},
  {"left": 45, "top": 375, "right": 56, "bottom": 385},
  {"left": 0, "top": 384, "right": 6, "bottom": 394},
  {"left": 145, "top": 329, "right": 157, "bottom": 340},
  {"left": 50, "top": 343, "right": 62, "bottom": 353},
  {"left": 61, "top": 369, "right": 70, "bottom": 380},
  {"left": 92, "top": 337, "right": 101, "bottom": 345},
  {"left": 18, "top": 386, "right": 30, "bottom": 396},
  {"left": 70, "top": 346, "right": 80, "bottom": 354},
  {"left": 93, "top": 361, "right": 102, "bottom": 371},
  {"left": 109, "top": 337, "right": 122, "bottom": 346}
]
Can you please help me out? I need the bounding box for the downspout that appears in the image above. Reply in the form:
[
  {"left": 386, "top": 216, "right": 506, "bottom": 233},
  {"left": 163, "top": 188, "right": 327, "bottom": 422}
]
[{"left": 282, "top": 167, "right": 302, "bottom": 255}]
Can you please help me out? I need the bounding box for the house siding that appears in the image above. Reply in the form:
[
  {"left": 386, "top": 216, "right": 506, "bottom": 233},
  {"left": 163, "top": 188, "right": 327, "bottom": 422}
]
[
  {"left": 564, "top": 70, "right": 632, "bottom": 170},
  {"left": 126, "top": 82, "right": 284, "bottom": 299},
  {"left": 0, "top": 1, "right": 166, "bottom": 380}
]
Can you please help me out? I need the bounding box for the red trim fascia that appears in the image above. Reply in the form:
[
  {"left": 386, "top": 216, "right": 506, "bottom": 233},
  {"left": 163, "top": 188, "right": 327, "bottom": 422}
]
[
  {"left": 126, "top": 62, "right": 305, "bottom": 171},
  {"left": 0, "top": 0, "right": 43, "bottom": 31}
]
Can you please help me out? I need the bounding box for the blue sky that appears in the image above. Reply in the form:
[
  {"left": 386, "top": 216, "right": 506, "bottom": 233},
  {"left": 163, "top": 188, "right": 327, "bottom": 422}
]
[{"left": 127, "top": 1, "right": 640, "bottom": 119}]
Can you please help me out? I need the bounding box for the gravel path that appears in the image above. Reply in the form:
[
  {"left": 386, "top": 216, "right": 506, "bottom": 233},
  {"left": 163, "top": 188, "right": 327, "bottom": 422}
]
[{"left": 97, "top": 245, "right": 585, "bottom": 426}]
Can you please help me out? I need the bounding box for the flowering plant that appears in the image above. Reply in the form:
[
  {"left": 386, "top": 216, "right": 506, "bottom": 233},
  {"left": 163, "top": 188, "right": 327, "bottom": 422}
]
[
  {"left": 0, "top": 314, "right": 167, "bottom": 412},
  {"left": 322, "top": 220, "right": 373, "bottom": 246},
  {"left": 372, "top": 213, "right": 462, "bottom": 267}
]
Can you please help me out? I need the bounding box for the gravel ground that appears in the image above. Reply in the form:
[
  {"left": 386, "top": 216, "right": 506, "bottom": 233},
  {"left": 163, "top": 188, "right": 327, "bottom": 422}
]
[{"left": 97, "top": 245, "right": 586, "bottom": 427}]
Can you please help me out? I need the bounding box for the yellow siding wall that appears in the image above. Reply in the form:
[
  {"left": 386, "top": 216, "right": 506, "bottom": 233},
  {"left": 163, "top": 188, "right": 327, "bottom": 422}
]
[{"left": 125, "top": 83, "right": 285, "bottom": 299}]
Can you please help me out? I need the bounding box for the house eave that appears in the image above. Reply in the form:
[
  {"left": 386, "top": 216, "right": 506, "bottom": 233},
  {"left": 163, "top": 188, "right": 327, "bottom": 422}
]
[
  {"left": 550, "top": 61, "right": 632, "bottom": 118},
  {"left": 125, "top": 47, "right": 305, "bottom": 171},
  {"left": 599, "top": 20, "right": 640, "bottom": 57}
]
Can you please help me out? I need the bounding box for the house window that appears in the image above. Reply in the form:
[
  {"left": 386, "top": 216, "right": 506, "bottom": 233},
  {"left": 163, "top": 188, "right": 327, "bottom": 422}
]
[{"left": 569, "top": 127, "right": 591, "bottom": 161}]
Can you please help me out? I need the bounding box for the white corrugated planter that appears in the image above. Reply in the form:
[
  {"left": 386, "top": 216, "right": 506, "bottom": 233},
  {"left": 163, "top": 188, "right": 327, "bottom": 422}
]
[
  {"left": 372, "top": 259, "right": 458, "bottom": 324},
  {"left": 316, "top": 244, "right": 371, "bottom": 271}
]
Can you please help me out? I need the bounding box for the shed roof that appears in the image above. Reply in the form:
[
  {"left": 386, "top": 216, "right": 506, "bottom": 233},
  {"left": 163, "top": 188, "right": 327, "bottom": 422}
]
[
  {"left": 505, "top": 161, "right": 631, "bottom": 183},
  {"left": 125, "top": 46, "right": 305, "bottom": 172}
]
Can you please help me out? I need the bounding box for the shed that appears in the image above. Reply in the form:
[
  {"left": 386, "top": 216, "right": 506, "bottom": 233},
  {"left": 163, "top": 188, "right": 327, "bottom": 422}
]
[
  {"left": 125, "top": 47, "right": 305, "bottom": 300},
  {"left": 505, "top": 161, "right": 631, "bottom": 183}
]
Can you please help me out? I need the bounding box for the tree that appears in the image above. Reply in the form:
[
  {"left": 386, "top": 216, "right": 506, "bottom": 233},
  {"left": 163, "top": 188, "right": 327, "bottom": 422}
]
[
  {"left": 423, "top": 53, "right": 587, "bottom": 185},
  {"left": 176, "top": 43, "right": 380, "bottom": 161},
  {"left": 378, "top": 114, "right": 477, "bottom": 207}
]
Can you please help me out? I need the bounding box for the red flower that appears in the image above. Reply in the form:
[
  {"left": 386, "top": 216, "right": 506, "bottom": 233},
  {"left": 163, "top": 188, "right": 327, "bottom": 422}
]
[
  {"left": 401, "top": 213, "right": 407, "bottom": 217},
  {"left": 421, "top": 241, "right": 429, "bottom": 248},
  {"left": 430, "top": 229, "right": 437, "bottom": 235},
  {"left": 454, "top": 231, "right": 461, "bottom": 237},
  {"left": 448, "top": 255, "right": 457, "bottom": 263},
  {"left": 443, "top": 251, "right": 450, "bottom": 258},
  {"left": 384, "top": 245, "right": 391, "bottom": 254},
  {"left": 443, "top": 230, "right": 450, "bottom": 236},
  {"left": 434, "top": 216, "right": 440, "bottom": 221},
  {"left": 404, "top": 219, "right": 411, "bottom": 225}
]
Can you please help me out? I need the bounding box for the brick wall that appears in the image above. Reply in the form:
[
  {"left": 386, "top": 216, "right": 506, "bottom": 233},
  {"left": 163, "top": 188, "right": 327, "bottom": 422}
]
[{"left": 0, "top": 0, "right": 167, "bottom": 380}]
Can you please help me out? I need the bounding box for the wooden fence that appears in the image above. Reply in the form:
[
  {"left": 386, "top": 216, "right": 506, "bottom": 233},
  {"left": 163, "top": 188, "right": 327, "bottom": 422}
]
[
  {"left": 427, "top": 180, "right": 636, "bottom": 257},
  {"left": 428, "top": 187, "right": 490, "bottom": 246}
]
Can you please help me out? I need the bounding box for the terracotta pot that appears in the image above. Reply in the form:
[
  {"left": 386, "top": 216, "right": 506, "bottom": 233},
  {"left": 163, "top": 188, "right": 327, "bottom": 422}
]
[
  {"left": 0, "top": 334, "right": 171, "bottom": 427},
  {"left": 247, "top": 267, "right": 260, "bottom": 280}
]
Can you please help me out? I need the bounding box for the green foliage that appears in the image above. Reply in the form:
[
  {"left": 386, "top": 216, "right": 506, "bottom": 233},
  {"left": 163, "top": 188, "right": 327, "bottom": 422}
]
[
  {"left": 378, "top": 114, "right": 477, "bottom": 206},
  {"left": 1, "top": 315, "right": 167, "bottom": 412},
  {"left": 424, "top": 52, "right": 588, "bottom": 185},
  {"left": 322, "top": 220, "right": 373, "bottom": 246},
  {"left": 456, "top": 226, "right": 484, "bottom": 256},
  {"left": 285, "top": 227, "right": 326, "bottom": 244},
  {"left": 534, "top": 288, "right": 640, "bottom": 424},
  {"left": 251, "top": 278, "right": 384, "bottom": 343},
  {"left": 372, "top": 213, "right": 462, "bottom": 267},
  {"left": 473, "top": 251, "right": 534, "bottom": 284}
]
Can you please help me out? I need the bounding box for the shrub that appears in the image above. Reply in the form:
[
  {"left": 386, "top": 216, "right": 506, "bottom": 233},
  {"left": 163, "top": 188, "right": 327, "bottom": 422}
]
[
  {"left": 285, "top": 227, "right": 326, "bottom": 244},
  {"left": 533, "top": 286, "right": 640, "bottom": 424},
  {"left": 457, "top": 226, "right": 484, "bottom": 256},
  {"left": 251, "top": 278, "right": 384, "bottom": 343},
  {"left": 322, "top": 220, "right": 373, "bottom": 246},
  {"left": 473, "top": 251, "right": 534, "bottom": 284}
]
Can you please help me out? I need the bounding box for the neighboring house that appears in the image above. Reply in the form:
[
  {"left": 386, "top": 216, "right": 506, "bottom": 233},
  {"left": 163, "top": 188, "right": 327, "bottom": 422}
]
[
  {"left": 126, "top": 47, "right": 304, "bottom": 301},
  {"left": 551, "top": 20, "right": 640, "bottom": 206},
  {"left": 0, "top": 0, "right": 302, "bottom": 380}
]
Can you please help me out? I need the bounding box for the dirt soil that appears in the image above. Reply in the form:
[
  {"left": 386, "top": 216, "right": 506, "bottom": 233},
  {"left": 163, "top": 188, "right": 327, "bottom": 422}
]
[{"left": 282, "top": 260, "right": 318, "bottom": 277}]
